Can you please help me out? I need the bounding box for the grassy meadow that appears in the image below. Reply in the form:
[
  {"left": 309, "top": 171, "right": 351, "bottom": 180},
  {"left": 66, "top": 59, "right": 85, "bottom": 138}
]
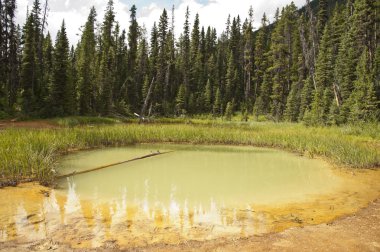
[{"left": 0, "top": 117, "right": 379, "bottom": 185}]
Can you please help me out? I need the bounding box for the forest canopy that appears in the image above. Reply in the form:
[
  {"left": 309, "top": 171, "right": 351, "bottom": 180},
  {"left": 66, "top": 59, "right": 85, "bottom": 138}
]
[{"left": 0, "top": 0, "right": 379, "bottom": 125}]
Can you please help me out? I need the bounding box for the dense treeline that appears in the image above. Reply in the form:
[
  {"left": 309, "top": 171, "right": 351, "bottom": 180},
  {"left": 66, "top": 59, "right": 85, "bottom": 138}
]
[{"left": 0, "top": 0, "right": 379, "bottom": 124}]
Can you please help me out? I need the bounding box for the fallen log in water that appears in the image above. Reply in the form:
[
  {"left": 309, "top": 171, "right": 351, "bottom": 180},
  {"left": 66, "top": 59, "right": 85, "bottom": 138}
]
[{"left": 57, "top": 151, "right": 174, "bottom": 179}]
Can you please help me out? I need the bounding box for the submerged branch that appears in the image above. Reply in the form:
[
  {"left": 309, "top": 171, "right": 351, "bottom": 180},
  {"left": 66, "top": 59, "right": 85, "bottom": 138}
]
[{"left": 57, "top": 151, "right": 174, "bottom": 179}]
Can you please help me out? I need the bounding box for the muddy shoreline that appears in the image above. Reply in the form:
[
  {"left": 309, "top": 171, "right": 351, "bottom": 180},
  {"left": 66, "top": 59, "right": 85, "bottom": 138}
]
[{"left": 1, "top": 198, "right": 379, "bottom": 251}]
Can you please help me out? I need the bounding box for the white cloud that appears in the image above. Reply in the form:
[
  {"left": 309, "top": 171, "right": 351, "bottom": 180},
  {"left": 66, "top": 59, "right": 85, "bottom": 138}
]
[
  {"left": 16, "top": 0, "right": 307, "bottom": 45},
  {"left": 140, "top": 0, "right": 306, "bottom": 39},
  {"left": 16, "top": 0, "right": 131, "bottom": 44}
]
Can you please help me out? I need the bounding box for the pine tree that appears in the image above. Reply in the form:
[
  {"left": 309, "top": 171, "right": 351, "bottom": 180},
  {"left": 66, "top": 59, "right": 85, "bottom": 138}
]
[
  {"left": 175, "top": 84, "right": 186, "bottom": 115},
  {"left": 0, "top": 0, "right": 19, "bottom": 114},
  {"left": 309, "top": 22, "right": 334, "bottom": 125},
  {"left": 136, "top": 27, "right": 149, "bottom": 107},
  {"left": 65, "top": 46, "right": 78, "bottom": 115},
  {"left": 127, "top": 5, "right": 138, "bottom": 111},
  {"left": 30, "top": 0, "right": 44, "bottom": 111},
  {"left": 213, "top": 87, "right": 222, "bottom": 116},
  {"left": 190, "top": 13, "right": 200, "bottom": 96},
  {"left": 253, "top": 13, "right": 269, "bottom": 111},
  {"left": 99, "top": 0, "right": 115, "bottom": 115},
  {"left": 50, "top": 21, "right": 70, "bottom": 116},
  {"left": 20, "top": 13, "right": 37, "bottom": 115},
  {"left": 299, "top": 77, "right": 315, "bottom": 120},
  {"left": 243, "top": 6, "right": 254, "bottom": 108},
  {"left": 284, "top": 81, "right": 302, "bottom": 122},
  {"left": 150, "top": 22, "right": 159, "bottom": 80},
  {"left": 41, "top": 32, "right": 53, "bottom": 112},
  {"left": 182, "top": 7, "right": 191, "bottom": 109},
  {"left": 285, "top": 12, "right": 307, "bottom": 122},
  {"left": 154, "top": 8, "right": 169, "bottom": 115},
  {"left": 348, "top": 49, "right": 379, "bottom": 122},
  {"left": 317, "top": 0, "right": 328, "bottom": 39},
  {"left": 225, "top": 101, "right": 233, "bottom": 121},
  {"left": 78, "top": 7, "right": 96, "bottom": 115},
  {"left": 270, "top": 4, "right": 298, "bottom": 121},
  {"left": 225, "top": 52, "right": 235, "bottom": 105},
  {"left": 204, "top": 79, "right": 212, "bottom": 112}
]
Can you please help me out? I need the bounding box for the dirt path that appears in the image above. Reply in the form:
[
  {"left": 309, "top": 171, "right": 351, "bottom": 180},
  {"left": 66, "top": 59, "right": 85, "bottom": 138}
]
[
  {"left": 1, "top": 199, "right": 379, "bottom": 251},
  {"left": 0, "top": 120, "right": 58, "bottom": 129}
]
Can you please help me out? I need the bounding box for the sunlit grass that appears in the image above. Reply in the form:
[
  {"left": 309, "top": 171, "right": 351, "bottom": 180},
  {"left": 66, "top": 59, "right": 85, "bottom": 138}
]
[
  {"left": 0, "top": 121, "right": 379, "bottom": 185},
  {"left": 51, "top": 116, "right": 122, "bottom": 127}
]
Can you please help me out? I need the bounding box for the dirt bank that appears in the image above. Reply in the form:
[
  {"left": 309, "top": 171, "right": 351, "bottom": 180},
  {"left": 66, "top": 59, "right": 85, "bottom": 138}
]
[
  {"left": 0, "top": 197, "right": 379, "bottom": 252},
  {"left": 0, "top": 120, "right": 58, "bottom": 129}
]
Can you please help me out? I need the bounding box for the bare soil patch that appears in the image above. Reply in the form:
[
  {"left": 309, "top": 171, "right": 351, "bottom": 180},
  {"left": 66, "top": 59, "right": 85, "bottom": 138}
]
[
  {"left": 0, "top": 120, "right": 58, "bottom": 129},
  {"left": 1, "top": 199, "right": 379, "bottom": 251}
]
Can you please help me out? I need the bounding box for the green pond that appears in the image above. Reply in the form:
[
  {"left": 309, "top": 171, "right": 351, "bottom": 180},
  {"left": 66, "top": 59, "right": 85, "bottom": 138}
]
[
  {"left": 3, "top": 144, "right": 379, "bottom": 249},
  {"left": 57, "top": 144, "right": 342, "bottom": 207}
]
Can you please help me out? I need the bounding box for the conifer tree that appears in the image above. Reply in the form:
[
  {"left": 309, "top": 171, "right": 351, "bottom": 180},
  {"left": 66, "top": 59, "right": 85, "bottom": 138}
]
[
  {"left": 182, "top": 7, "right": 191, "bottom": 109},
  {"left": 175, "top": 84, "right": 186, "bottom": 115},
  {"left": 317, "top": 0, "right": 328, "bottom": 39},
  {"left": 78, "top": 7, "right": 96, "bottom": 115},
  {"left": 309, "top": 22, "right": 334, "bottom": 124},
  {"left": 243, "top": 6, "right": 254, "bottom": 108},
  {"left": 204, "top": 79, "right": 212, "bottom": 112},
  {"left": 253, "top": 13, "right": 269, "bottom": 111},
  {"left": 50, "top": 21, "right": 70, "bottom": 116},
  {"left": 154, "top": 9, "right": 169, "bottom": 114},
  {"left": 99, "top": 0, "right": 115, "bottom": 115},
  {"left": 213, "top": 87, "right": 222, "bottom": 116},
  {"left": 225, "top": 101, "right": 233, "bottom": 121},
  {"left": 348, "top": 49, "right": 379, "bottom": 122},
  {"left": 20, "top": 13, "right": 37, "bottom": 114},
  {"left": 127, "top": 5, "right": 138, "bottom": 111}
]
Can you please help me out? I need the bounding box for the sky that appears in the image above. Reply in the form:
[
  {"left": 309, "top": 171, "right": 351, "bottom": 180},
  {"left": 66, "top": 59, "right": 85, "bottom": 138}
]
[{"left": 16, "top": 0, "right": 306, "bottom": 45}]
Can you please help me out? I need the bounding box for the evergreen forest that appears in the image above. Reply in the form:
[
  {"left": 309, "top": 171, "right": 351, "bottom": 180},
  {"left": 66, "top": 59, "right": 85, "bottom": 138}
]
[{"left": 0, "top": 0, "right": 379, "bottom": 125}]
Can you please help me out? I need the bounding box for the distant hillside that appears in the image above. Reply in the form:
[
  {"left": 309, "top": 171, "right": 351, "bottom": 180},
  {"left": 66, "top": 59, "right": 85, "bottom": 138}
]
[{"left": 298, "top": 0, "right": 347, "bottom": 16}]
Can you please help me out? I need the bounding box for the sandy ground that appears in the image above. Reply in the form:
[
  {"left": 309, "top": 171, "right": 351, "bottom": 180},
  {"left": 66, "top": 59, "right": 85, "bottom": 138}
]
[{"left": 0, "top": 198, "right": 379, "bottom": 252}]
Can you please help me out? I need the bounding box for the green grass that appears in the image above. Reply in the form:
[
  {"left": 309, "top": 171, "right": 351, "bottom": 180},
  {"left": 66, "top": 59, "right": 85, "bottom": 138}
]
[
  {"left": 51, "top": 116, "right": 122, "bottom": 127},
  {"left": 0, "top": 121, "right": 379, "bottom": 185}
]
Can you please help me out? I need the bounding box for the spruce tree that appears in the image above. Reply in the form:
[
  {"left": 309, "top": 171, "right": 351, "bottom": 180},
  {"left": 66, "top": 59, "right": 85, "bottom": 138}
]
[
  {"left": 50, "top": 21, "right": 70, "bottom": 116},
  {"left": 78, "top": 7, "right": 96, "bottom": 115},
  {"left": 204, "top": 79, "right": 212, "bottom": 112},
  {"left": 310, "top": 22, "right": 334, "bottom": 125},
  {"left": 127, "top": 5, "right": 138, "bottom": 111},
  {"left": 154, "top": 9, "right": 169, "bottom": 115},
  {"left": 20, "top": 14, "right": 37, "bottom": 115},
  {"left": 175, "top": 84, "right": 186, "bottom": 115},
  {"left": 213, "top": 87, "right": 222, "bottom": 116},
  {"left": 99, "top": 0, "right": 115, "bottom": 115},
  {"left": 182, "top": 7, "right": 191, "bottom": 110},
  {"left": 317, "top": 0, "right": 328, "bottom": 39},
  {"left": 225, "top": 101, "right": 233, "bottom": 121},
  {"left": 253, "top": 13, "right": 269, "bottom": 112},
  {"left": 348, "top": 49, "right": 379, "bottom": 122}
]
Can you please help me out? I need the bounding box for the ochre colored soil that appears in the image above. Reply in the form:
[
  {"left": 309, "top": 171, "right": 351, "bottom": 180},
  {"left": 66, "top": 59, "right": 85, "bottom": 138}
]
[
  {"left": 0, "top": 199, "right": 379, "bottom": 251},
  {"left": 0, "top": 120, "right": 58, "bottom": 129}
]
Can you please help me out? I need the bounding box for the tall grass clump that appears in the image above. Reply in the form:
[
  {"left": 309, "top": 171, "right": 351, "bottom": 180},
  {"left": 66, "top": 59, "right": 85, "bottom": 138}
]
[
  {"left": 52, "top": 116, "right": 121, "bottom": 127},
  {"left": 0, "top": 122, "right": 379, "bottom": 185}
]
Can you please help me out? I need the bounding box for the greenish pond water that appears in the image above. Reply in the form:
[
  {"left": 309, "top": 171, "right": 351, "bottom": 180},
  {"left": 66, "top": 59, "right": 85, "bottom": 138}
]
[{"left": 58, "top": 144, "right": 341, "bottom": 208}]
